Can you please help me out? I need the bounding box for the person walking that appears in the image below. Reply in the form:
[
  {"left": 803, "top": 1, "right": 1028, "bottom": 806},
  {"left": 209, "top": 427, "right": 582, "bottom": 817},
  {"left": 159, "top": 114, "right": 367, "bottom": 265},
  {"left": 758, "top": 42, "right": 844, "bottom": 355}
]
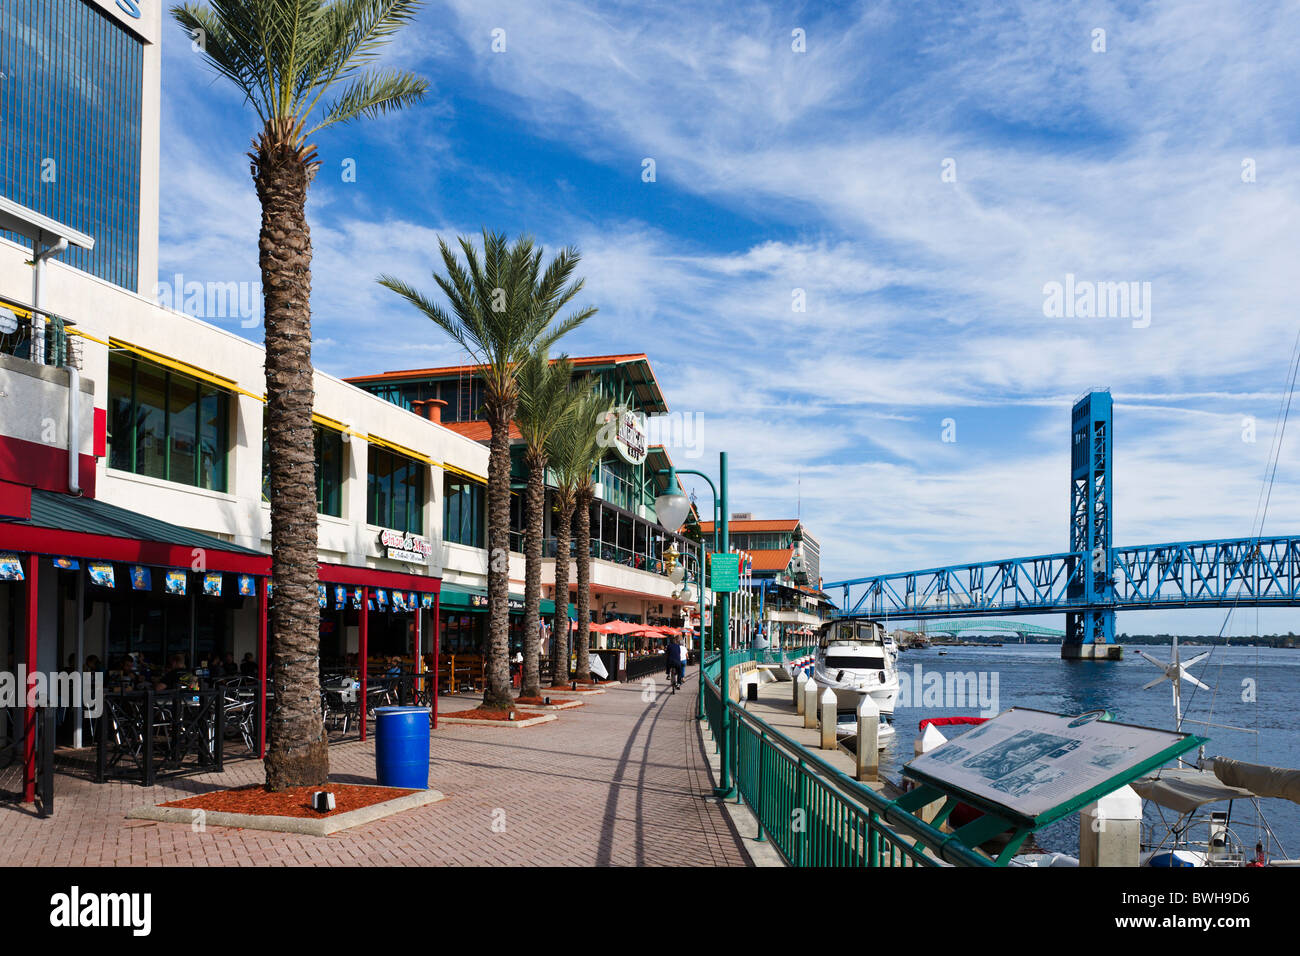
[{"left": 667, "top": 637, "right": 686, "bottom": 692}]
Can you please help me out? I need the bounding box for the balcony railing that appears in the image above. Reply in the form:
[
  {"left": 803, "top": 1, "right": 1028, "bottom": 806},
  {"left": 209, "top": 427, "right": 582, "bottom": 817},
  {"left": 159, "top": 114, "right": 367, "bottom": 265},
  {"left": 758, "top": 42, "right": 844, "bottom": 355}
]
[
  {"left": 0, "top": 307, "right": 81, "bottom": 370},
  {"left": 543, "top": 536, "right": 698, "bottom": 579}
]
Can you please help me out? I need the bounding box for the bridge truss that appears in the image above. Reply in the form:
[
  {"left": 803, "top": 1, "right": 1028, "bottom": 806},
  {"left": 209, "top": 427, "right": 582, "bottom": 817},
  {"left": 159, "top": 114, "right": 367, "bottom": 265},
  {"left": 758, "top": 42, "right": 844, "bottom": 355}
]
[
  {"left": 823, "top": 392, "right": 1300, "bottom": 658},
  {"left": 828, "top": 535, "right": 1300, "bottom": 621}
]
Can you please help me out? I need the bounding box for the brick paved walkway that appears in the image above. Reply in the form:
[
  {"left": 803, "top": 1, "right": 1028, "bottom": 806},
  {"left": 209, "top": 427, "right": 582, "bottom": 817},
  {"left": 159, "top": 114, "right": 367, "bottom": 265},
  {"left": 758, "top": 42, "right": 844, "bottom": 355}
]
[{"left": 0, "top": 668, "right": 750, "bottom": 866}]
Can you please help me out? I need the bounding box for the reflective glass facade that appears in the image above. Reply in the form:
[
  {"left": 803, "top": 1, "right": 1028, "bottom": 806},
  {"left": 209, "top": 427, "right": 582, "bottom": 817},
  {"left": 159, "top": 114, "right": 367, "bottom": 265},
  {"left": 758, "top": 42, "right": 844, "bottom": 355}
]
[{"left": 0, "top": 0, "right": 143, "bottom": 289}]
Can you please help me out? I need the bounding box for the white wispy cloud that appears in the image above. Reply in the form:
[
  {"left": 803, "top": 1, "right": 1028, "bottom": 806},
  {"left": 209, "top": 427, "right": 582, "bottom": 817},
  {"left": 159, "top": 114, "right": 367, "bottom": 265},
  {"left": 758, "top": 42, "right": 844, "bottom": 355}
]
[{"left": 155, "top": 0, "right": 1300, "bottom": 633}]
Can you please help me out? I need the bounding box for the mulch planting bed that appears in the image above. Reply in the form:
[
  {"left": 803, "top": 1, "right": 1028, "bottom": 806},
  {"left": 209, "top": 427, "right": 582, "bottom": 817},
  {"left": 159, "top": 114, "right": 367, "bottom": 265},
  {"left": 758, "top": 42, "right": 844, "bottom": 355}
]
[
  {"left": 160, "top": 784, "right": 416, "bottom": 819},
  {"left": 438, "top": 706, "right": 545, "bottom": 721},
  {"left": 516, "top": 696, "right": 575, "bottom": 705}
]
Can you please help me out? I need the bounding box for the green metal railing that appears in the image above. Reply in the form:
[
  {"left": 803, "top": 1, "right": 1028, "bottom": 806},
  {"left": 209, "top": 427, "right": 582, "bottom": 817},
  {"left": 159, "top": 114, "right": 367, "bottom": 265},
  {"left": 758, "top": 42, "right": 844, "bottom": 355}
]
[{"left": 700, "top": 650, "right": 993, "bottom": 868}]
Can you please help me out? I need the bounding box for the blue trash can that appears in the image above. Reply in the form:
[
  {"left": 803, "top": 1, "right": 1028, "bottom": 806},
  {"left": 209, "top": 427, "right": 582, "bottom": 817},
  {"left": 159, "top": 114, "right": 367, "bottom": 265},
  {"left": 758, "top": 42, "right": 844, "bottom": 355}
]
[{"left": 373, "top": 706, "right": 431, "bottom": 789}]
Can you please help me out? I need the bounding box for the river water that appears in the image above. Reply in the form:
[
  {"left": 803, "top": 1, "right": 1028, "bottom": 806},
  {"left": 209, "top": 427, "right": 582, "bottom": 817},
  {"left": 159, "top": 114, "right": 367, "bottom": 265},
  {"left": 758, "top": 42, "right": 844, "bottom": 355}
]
[{"left": 872, "top": 642, "right": 1300, "bottom": 859}]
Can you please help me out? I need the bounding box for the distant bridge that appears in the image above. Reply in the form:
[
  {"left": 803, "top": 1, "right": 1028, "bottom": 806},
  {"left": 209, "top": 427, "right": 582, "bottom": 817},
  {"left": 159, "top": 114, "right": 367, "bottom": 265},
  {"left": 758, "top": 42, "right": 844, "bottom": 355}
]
[
  {"left": 901, "top": 619, "right": 1066, "bottom": 640},
  {"left": 824, "top": 391, "right": 1300, "bottom": 659}
]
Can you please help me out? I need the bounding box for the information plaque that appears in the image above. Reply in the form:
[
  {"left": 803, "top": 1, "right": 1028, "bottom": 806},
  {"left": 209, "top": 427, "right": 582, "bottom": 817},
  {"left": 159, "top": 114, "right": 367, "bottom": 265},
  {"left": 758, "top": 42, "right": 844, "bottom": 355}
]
[{"left": 904, "top": 707, "right": 1202, "bottom": 826}]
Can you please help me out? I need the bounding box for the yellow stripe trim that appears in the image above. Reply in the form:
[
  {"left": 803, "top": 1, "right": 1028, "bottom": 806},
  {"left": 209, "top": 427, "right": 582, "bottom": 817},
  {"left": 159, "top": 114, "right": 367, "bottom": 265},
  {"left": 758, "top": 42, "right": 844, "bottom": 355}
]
[
  {"left": 66, "top": 328, "right": 110, "bottom": 347},
  {"left": 311, "top": 412, "right": 352, "bottom": 434},
  {"left": 439, "top": 461, "right": 488, "bottom": 484},
  {"left": 109, "top": 338, "right": 263, "bottom": 401},
  {"left": 365, "top": 433, "right": 434, "bottom": 465}
]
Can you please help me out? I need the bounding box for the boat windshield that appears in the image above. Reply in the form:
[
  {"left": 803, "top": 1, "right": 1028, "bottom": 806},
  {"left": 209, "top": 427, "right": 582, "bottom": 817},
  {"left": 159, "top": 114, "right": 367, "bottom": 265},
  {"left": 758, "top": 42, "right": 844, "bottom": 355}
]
[{"left": 825, "top": 655, "right": 886, "bottom": 670}]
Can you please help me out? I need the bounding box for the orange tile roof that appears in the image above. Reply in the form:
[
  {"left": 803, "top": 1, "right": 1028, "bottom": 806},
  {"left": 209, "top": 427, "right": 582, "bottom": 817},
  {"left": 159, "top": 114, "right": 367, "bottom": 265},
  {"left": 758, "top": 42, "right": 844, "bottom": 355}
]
[
  {"left": 443, "top": 421, "right": 520, "bottom": 442},
  {"left": 343, "top": 354, "right": 651, "bottom": 385},
  {"left": 747, "top": 548, "right": 794, "bottom": 572},
  {"left": 699, "top": 519, "right": 800, "bottom": 533}
]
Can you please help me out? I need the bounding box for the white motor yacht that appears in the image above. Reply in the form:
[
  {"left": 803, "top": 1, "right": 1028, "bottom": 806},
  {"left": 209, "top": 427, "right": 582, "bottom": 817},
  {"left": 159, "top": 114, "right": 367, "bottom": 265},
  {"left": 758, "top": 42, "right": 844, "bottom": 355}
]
[{"left": 812, "top": 618, "right": 900, "bottom": 718}]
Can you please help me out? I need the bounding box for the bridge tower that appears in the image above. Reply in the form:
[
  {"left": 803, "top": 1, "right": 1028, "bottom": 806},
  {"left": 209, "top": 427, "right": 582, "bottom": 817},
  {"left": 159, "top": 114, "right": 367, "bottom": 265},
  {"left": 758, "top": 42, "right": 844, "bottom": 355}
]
[{"left": 1063, "top": 391, "right": 1121, "bottom": 659}]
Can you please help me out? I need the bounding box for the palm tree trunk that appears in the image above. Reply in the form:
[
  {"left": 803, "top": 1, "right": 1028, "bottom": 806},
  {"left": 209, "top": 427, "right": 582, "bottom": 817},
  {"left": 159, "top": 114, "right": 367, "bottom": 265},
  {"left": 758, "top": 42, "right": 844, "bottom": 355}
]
[
  {"left": 575, "top": 487, "right": 593, "bottom": 682},
  {"left": 254, "top": 132, "right": 328, "bottom": 790},
  {"left": 521, "top": 452, "right": 545, "bottom": 698},
  {"left": 551, "top": 498, "right": 574, "bottom": 687},
  {"left": 484, "top": 403, "right": 516, "bottom": 709}
]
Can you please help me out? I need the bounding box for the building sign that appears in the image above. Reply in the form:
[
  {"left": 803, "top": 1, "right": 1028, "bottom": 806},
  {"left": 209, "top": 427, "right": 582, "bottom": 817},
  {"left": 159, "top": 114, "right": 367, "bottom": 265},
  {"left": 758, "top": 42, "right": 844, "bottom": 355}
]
[
  {"left": 380, "top": 529, "right": 432, "bottom": 564},
  {"left": 710, "top": 553, "right": 740, "bottom": 592},
  {"left": 89, "top": 0, "right": 158, "bottom": 44},
  {"left": 612, "top": 408, "right": 647, "bottom": 465},
  {"left": 469, "top": 593, "right": 523, "bottom": 612}
]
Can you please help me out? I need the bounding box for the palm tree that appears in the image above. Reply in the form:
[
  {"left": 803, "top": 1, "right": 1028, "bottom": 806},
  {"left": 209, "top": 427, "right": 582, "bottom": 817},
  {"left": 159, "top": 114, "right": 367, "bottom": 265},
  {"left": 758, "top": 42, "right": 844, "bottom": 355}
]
[
  {"left": 171, "top": 0, "right": 427, "bottom": 789},
  {"left": 379, "top": 232, "right": 594, "bottom": 709},
  {"left": 573, "top": 407, "right": 614, "bottom": 683},
  {"left": 515, "top": 350, "right": 577, "bottom": 699},
  {"left": 547, "top": 386, "right": 608, "bottom": 687}
]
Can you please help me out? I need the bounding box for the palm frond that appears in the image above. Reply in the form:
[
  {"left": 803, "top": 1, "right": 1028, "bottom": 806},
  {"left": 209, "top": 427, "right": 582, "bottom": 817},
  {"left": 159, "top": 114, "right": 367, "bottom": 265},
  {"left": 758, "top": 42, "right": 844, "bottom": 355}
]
[
  {"left": 172, "top": 0, "right": 425, "bottom": 149},
  {"left": 308, "top": 68, "right": 428, "bottom": 133},
  {"left": 548, "top": 381, "right": 612, "bottom": 497},
  {"left": 380, "top": 231, "right": 597, "bottom": 422},
  {"left": 517, "top": 350, "right": 577, "bottom": 459}
]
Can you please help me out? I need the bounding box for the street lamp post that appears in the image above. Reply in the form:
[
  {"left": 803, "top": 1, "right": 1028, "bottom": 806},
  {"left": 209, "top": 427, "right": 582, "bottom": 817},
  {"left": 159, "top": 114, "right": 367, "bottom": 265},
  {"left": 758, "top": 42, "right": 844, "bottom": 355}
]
[{"left": 655, "top": 452, "right": 732, "bottom": 797}]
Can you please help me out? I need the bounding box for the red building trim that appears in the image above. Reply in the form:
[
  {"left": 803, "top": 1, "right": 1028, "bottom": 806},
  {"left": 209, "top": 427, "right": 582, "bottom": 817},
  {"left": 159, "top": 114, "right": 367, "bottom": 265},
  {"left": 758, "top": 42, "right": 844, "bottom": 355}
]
[
  {"left": 318, "top": 562, "right": 440, "bottom": 593},
  {"left": 0, "top": 525, "right": 269, "bottom": 575},
  {"left": 0, "top": 434, "right": 96, "bottom": 497},
  {"left": 0, "top": 479, "right": 31, "bottom": 521},
  {"left": 1, "top": 529, "right": 443, "bottom": 593}
]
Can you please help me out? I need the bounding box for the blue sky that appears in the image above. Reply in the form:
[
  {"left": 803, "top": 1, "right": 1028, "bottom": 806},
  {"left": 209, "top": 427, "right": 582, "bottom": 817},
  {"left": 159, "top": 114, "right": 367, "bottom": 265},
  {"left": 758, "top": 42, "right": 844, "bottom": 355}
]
[{"left": 157, "top": 0, "right": 1300, "bottom": 636}]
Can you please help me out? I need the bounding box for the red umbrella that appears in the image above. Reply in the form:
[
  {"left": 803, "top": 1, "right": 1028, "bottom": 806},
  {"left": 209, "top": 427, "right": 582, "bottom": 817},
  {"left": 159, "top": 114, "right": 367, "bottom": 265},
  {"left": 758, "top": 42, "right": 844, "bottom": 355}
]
[{"left": 601, "top": 620, "right": 648, "bottom": 635}]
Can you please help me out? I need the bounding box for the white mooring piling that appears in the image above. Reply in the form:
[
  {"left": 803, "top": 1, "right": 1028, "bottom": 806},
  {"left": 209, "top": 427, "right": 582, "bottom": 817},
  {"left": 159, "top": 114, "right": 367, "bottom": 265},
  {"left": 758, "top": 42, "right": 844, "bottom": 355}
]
[
  {"left": 794, "top": 669, "right": 808, "bottom": 712},
  {"left": 1079, "top": 785, "right": 1141, "bottom": 867},
  {"left": 819, "top": 688, "right": 837, "bottom": 750},
  {"left": 855, "top": 695, "right": 879, "bottom": 781},
  {"left": 803, "top": 678, "right": 819, "bottom": 729}
]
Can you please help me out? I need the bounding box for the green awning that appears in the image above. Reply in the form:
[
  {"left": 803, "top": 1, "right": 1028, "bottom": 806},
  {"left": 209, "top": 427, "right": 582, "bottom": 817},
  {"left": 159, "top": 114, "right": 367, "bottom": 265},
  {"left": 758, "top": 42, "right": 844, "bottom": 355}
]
[
  {"left": 19, "top": 489, "right": 264, "bottom": 556},
  {"left": 439, "top": 584, "right": 572, "bottom": 617}
]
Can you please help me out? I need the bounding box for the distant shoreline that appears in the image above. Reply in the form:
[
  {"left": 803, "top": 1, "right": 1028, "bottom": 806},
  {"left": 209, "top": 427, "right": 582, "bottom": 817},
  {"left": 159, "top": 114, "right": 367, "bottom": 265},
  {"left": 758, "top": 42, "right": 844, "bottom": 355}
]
[{"left": 914, "top": 635, "right": 1299, "bottom": 648}]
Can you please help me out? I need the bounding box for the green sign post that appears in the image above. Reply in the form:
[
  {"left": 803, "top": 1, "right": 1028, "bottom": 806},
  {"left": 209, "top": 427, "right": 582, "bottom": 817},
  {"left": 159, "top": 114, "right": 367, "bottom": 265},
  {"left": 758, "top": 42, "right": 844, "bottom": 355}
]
[{"left": 710, "top": 553, "right": 740, "bottom": 592}]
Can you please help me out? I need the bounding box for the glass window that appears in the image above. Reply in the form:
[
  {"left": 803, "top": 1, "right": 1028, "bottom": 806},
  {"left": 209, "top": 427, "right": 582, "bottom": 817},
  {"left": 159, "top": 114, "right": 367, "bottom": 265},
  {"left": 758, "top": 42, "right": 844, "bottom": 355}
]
[
  {"left": 443, "top": 475, "right": 484, "bottom": 546},
  {"left": 108, "top": 352, "right": 230, "bottom": 491},
  {"left": 200, "top": 387, "right": 227, "bottom": 491},
  {"left": 108, "top": 353, "right": 133, "bottom": 472},
  {"left": 133, "top": 361, "right": 167, "bottom": 481},
  {"left": 168, "top": 376, "right": 198, "bottom": 485},
  {"left": 368, "top": 448, "right": 424, "bottom": 533},
  {"left": 316, "top": 427, "right": 343, "bottom": 517}
]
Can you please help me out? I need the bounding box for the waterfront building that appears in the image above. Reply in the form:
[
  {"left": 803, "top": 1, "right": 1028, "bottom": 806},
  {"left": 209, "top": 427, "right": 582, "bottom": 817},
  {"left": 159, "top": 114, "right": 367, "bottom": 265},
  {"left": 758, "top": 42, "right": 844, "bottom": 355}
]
[
  {"left": 699, "top": 517, "right": 834, "bottom": 649},
  {"left": 0, "top": 1, "right": 704, "bottom": 804},
  {"left": 344, "top": 356, "right": 700, "bottom": 655},
  {"left": 0, "top": 2, "right": 460, "bottom": 793}
]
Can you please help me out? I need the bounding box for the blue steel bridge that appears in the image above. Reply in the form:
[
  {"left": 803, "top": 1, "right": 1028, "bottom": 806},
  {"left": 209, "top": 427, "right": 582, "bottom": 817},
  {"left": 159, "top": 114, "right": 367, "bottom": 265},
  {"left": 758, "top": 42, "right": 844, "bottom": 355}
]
[{"left": 824, "top": 390, "right": 1300, "bottom": 659}]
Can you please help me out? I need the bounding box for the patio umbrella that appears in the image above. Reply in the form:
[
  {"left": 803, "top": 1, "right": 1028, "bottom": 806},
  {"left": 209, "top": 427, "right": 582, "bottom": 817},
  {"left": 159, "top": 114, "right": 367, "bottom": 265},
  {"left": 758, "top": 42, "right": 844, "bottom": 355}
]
[{"left": 601, "top": 620, "right": 648, "bottom": 635}]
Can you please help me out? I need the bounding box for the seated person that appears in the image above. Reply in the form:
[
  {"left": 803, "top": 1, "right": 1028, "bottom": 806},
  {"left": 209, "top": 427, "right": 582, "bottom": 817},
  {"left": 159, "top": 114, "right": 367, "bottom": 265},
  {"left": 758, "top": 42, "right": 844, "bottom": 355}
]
[
  {"left": 155, "top": 653, "right": 197, "bottom": 691},
  {"left": 240, "top": 653, "right": 257, "bottom": 677}
]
